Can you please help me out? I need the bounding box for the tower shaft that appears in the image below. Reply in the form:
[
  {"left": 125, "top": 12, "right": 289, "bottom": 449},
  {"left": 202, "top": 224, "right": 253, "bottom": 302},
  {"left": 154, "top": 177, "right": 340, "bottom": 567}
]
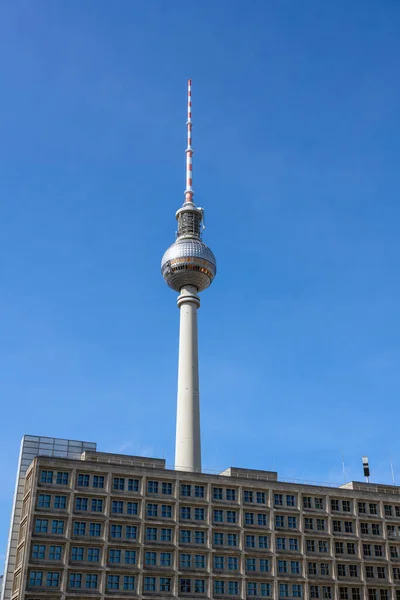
[{"left": 175, "top": 285, "right": 201, "bottom": 472}]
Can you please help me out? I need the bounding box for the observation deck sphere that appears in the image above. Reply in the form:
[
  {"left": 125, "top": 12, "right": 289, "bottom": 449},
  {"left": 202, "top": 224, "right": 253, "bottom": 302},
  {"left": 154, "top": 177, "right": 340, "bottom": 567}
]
[{"left": 161, "top": 237, "right": 216, "bottom": 292}]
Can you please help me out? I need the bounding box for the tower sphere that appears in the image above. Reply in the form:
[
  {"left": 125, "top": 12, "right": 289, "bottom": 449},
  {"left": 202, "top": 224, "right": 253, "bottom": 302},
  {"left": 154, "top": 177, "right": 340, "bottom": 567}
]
[{"left": 161, "top": 236, "right": 216, "bottom": 293}]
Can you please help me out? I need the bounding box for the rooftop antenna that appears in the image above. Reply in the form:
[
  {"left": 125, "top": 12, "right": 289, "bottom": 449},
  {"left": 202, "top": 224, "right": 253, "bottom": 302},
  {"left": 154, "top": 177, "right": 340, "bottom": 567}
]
[
  {"left": 341, "top": 450, "right": 347, "bottom": 483},
  {"left": 184, "top": 79, "right": 194, "bottom": 204},
  {"left": 390, "top": 458, "right": 396, "bottom": 486},
  {"left": 362, "top": 456, "right": 370, "bottom": 483}
]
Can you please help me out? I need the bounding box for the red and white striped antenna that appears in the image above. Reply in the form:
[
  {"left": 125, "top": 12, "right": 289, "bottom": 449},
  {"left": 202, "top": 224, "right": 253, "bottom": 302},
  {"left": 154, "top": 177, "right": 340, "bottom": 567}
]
[{"left": 184, "top": 79, "right": 194, "bottom": 204}]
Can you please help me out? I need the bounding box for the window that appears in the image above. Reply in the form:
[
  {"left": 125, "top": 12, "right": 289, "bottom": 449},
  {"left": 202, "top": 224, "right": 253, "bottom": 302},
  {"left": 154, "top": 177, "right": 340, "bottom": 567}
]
[
  {"left": 361, "top": 523, "right": 369, "bottom": 535},
  {"left": 290, "top": 538, "right": 299, "bottom": 551},
  {"left": 246, "top": 558, "right": 256, "bottom": 571},
  {"left": 275, "top": 493, "right": 283, "bottom": 505},
  {"left": 125, "top": 550, "right": 136, "bottom": 564},
  {"left": 228, "top": 556, "right": 238, "bottom": 570},
  {"left": 366, "top": 566, "right": 374, "bottom": 579},
  {"left": 162, "top": 481, "right": 172, "bottom": 495},
  {"left": 349, "top": 565, "right": 358, "bottom": 577},
  {"left": 287, "top": 495, "right": 296, "bottom": 507},
  {"left": 317, "top": 519, "right": 326, "bottom": 531},
  {"left": 228, "top": 534, "right": 238, "bottom": 546},
  {"left": 109, "top": 549, "right": 121, "bottom": 563},
  {"left": 147, "top": 480, "right": 158, "bottom": 494},
  {"left": 92, "top": 475, "right": 104, "bottom": 488},
  {"left": 181, "top": 506, "right": 191, "bottom": 520},
  {"left": 35, "top": 519, "right": 48, "bottom": 533},
  {"left": 259, "top": 535, "right": 269, "bottom": 549},
  {"left": 260, "top": 559, "right": 269, "bottom": 572},
  {"left": 214, "top": 533, "right": 224, "bottom": 546},
  {"left": 195, "top": 579, "right": 205, "bottom": 593},
  {"left": 181, "top": 579, "right": 192, "bottom": 593},
  {"left": 280, "top": 584, "right": 289, "bottom": 598},
  {"left": 32, "top": 544, "right": 46, "bottom": 559},
  {"left": 40, "top": 470, "right": 53, "bottom": 484},
  {"left": 246, "top": 535, "right": 256, "bottom": 548},
  {"left": 319, "top": 541, "right": 328, "bottom": 553},
  {"left": 195, "top": 507, "right": 205, "bottom": 521},
  {"left": 315, "top": 498, "right": 324, "bottom": 510},
  {"left": 248, "top": 582, "right": 257, "bottom": 596},
  {"left": 244, "top": 490, "right": 254, "bottom": 503},
  {"left": 111, "top": 524, "right": 122, "bottom": 538},
  {"left": 288, "top": 516, "right": 297, "bottom": 529},
  {"left": 276, "top": 515, "right": 285, "bottom": 528},
  {"left": 160, "top": 552, "right": 171, "bottom": 566},
  {"left": 377, "top": 566, "right": 386, "bottom": 579},
  {"left": 293, "top": 585, "right": 302, "bottom": 598},
  {"left": 29, "top": 571, "right": 43, "bottom": 586},
  {"left": 77, "top": 474, "right": 89, "bottom": 487},
  {"left": 340, "top": 589, "right": 349, "bottom": 600},
  {"left": 305, "top": 518, "right": 314, "bottom": 530},
  {"left": 56, "top": 471, "right": 69, "bottom": 485},
  {"left": 347, "top": 543, "right": 356, "bottom": 555},
  {"left": 75, "top": 497, "right": 88, "bottom": 511},
  {"left": 333, "top": 520, "right": 342, "bottom": 532},
  {"left": 46, "top": 572, "right": 59, "bottom": 587},
  {"left": 181, "top": 484, "right": 191, "bottom": 497},
  {"left": 291, "top": 561, "right": 300, "bottom": 574},
  {"left": 257, "top": 491, "right": 266, "bottom": 504},
  {"left": 307, "top": 540, "right": 316, "bottom": 552},
  {"left": 345, "top": 521, "right": 353, "bottom": 534},
  {"left": 89, "top": 523, "right": 101, "bottom": 537},
  {"left": 73, "top": 521, "right": 86, "bottom": 536},
  {"left": 261, "top": 583, "right": 271, "bottom": 597},
  {"left": 146, "top": 527, "right": 157, "bottom": 541},
  {"left": 113, "top": 477, "right": 124, "bottom": 490},
  {"left": 246, "top": 512, "right": 255, "bottom": 525},
  {"left": 112, "top": 500, "right": 124, "bottom": 514},
  {"left": 160, "top": 577, "right": 171, "bottom": 592},
  {"left": 127, "top": 501, "right": 138, "bottom": 515},
  {"left": 37, "top": 494, "right": 51, "bottom": 508},
  {"left": 49, "top": 545, "right": 62, "bottom": 560},
  {"left": 213, "top": 487, "right": 223, "bottom": 500},
  {"left": 147, "top": 503, "right": 158, "bottom": 517},
  {"left": 393, "top": 568, "right": 400, "bottom": 581},
  {"left": 276, "top": 537, "right": 286, "bottom": 550},
  {"left": 195, "top": 485, "right": 204, "bottom": 498},
  {"left": 310, "top": 586, "right": 320, "bottom": 598},
  {"left": 214, "top": 509, "right": 223, "bottom": 522},
  {"left": 304, "top": 497, "right": 312, "bottom": 509},
  {"left": 195, "top": 530, "right": 205, "bottom": 544},
  {"left": 227, "top": 510, "right": 237, "bottom": 523},
  {"left": 126, "top": 526, "right": 138, "bottom": 540},
  {"left": 338, "top": 565, "right": 347, "bottom": 577},
  {"left": 215, "top": 556, "right": 225, "bottom": 570},
  {"left": 229, "top": 581, "right": 239, "bottom": 595},
  {"left": 107, "top": 575, "right": 120, "bottom": 590},
  {"left": 87, "top": 548, "right": 100, "bottom": 562},
  {"left": 71, "top": 547, "right": 84, "bottom": 561},
  {"left": 146, "top": 551, "right": 157, "bottom": 566},
  {"left": 359, "top": 502, "right": 367, "bottom": 513},
  {"left": 331, "top": 499, "right": 339, "bottom": 511},
  {"left": 123, "top": 576, "right": 135, "bottom": 591},
  {"left": 380, "top": 592, "right": 389, "bottom": 600},
  {"left": 321, "top": 563, "right": 330, "bottom": 576},
  {"left": 369, "top": 504, "right": 378, "bottom": 515},
  {"left": 144, "top": 577, "right": 156, "bottom": 592},
  {"left": 162, "top": 504, "right": 172, "bottom": 518},
  {"left": 54, "top": 495, "right": 66, "bottom": 509},
  {"left": 278, "top": 560, "right": 288, "bottom": 573},
  {"left": 195, "top": 554, "right": 205, "bottom": 569},
  {"left": 215, "top": 580, "right": 225, "bottom": 594},
  {"left": 181, "top": 530, "right": 191, "bottom": 543},
  {"left": 391, "top": 546, "right": 399, "bottom": 558},
  {"left": 308, "top": 562, "right": 317, "bottom": 575},
  {"left": 372, "top": 524, "right": 381, "bottom": 536},
  {"left": 91, "top": 498, "right": 103, "bottom": 512},
  {"left": 226, "top": 488, "right": 236, "bottom": 501},
  {"left": 69, "top": 573, "right": 82, "bottom": 588},
  {"left": 52, "top": 520, "right": 64, "bottom": 534},
  {"left": 85, "top": 574, "right": 99, "bottom": 590},
  {"left": 342, "top": 500, "right": 351, "bottom": 512},
  {"left": 374, "top": 544, "right": 383, "bottom": 557},
  {"left": 161, "top": 528, "right": 172, "bottom": 542}
]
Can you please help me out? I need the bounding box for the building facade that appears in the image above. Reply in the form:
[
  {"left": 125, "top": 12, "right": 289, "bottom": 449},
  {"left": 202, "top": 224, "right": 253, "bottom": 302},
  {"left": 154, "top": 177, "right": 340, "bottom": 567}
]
[{"left": 9, "top": 448, "right": 400, "bottom": 600}]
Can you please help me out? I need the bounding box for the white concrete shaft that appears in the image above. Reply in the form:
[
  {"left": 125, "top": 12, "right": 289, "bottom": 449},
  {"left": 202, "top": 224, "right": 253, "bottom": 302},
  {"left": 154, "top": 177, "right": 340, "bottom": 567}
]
[{"left": 175, "top": 285, "right": 201, "bottom": 472}]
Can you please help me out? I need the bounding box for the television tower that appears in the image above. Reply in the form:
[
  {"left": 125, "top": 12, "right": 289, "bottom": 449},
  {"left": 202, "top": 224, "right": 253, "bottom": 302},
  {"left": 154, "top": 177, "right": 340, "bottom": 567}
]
[{"left": 161, "top": 80, "right": 217, "bottom": 473}]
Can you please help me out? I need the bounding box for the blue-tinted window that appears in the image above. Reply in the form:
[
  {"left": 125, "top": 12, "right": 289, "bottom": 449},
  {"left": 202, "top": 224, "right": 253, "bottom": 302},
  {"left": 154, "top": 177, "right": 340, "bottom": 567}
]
[
  {"left": 35, "top": 519, "right": 48, "bottom": 533},
  {"left": 109, "top": 549, "right": 121, "bottom": 563},
  {"left": 73, "top": 522, "right": 86, "bottom": 536},
  {"left": 51, "top": 520, "right": 64, "bottom": 534},
  {"left": 126, "top": 525, "right": 136, "bottom": 539},
  {"left": 75, "top": 498, "right": 88, "bottom": 511},
  {"left": 71, "top": 547, "right": 84, "bottom": 561},
  {"left": 123, "top": 576, "right": 135, "bottom": 590},
  {"left": 29, "top": 571, "right": 43, "bottom": 586},
  {"left": 77, "top": 474, "right": 90, "bottom": 487},
  {"left": 144, "top": 577, "right": 156, "bottom": 592},
  {"left": 54, "top": 496, "right": 66, "bottom": 509},
  {"left": 46, "top": 572, "right": 59, "bottom": 587},
  {"left": 37, "top": 494, "right": 50, "bottom": 508},
  {"left": 88, "top": 548, "right": 100, "bottom": 562},
  {"left": 56, "top": 472, "right": 69, "bottom": 485},
  {"left": 107, "top": 575, "right": 120, "bottom": 590},
  {"left": 92, "top": 475, "right": 104, "bottom": 488},
  {"left": 127, "top": 502, "right": 137, "bottom": 515},
  {"left": 86, "top": 574, "right": 98, "bottom": 589},
  {"left": 32, "top": 544, "right": 46, "bottom": 559},
  {"left": 147, "top": 480, "right": 158, "bottom": 494},
  {"left": 69, "top": 573, "right": 82, "bottom": 588},
  {"left": 162, "top": 482, "right": 172, "bottom": 495},
  {"left": 49, "top": 545, "right": 62, "bottom": 560},
  {"left": 89, "top": 523, "right": 101, "bottom": 537},
  {"left": 128, "top": 478, "right": 139, "bottom": 492},
  {"left": 40, "top": 470, "right": 53, "bottom": 484},
  {"left": 112, "top": 501, "right": 124, "bottom": 514},
  {"left": 125, "top": 550, "right": 136, "bottom": 564},
  {"left": 91, "top": 499, "right": 103, "bottom": 512}
]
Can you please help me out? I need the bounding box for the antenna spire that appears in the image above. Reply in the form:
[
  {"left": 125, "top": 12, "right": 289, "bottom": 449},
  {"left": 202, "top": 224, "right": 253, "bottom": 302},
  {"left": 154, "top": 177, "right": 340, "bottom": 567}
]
[{"left": 184, "top": 79, "right": 194, "bottom": 204}]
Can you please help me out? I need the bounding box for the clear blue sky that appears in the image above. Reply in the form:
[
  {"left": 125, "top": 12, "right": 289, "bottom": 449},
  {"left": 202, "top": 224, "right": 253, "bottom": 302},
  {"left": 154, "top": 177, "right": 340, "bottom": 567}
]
[{"left": 1, "top": 0, "right": 399, "bottom": 562}]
